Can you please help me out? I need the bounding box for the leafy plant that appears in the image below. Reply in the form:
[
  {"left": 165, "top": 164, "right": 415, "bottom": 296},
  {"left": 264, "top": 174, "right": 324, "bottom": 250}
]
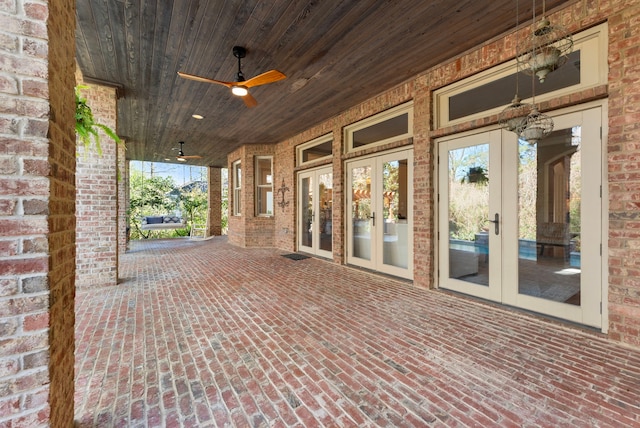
[
  {"left": 180, "top": 186, "right": 208, "bottom": 233},
  {"left": 75, "top": 85, "right": 121, "bottom": 155}
]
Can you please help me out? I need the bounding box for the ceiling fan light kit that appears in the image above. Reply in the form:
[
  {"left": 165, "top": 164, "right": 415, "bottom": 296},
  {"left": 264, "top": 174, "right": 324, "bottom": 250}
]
[
  {"left": 231, "top": 86, "right": 249, "bottom": 96},
  {"left": 178, "top": 45, "right": 286, "bottom": 107}
]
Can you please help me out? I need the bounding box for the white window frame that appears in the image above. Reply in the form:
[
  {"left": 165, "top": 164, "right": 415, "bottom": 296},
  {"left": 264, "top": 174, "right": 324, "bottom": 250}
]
[
  {"left": 255, "top": 156, "right": 273, "bottom": 217},
  {"left": 433, "top": 23, "right": 608, "bottom": 129},
  {"left": 232, "top": 160, "right": 241, "bottom": 216},
  {"left": 344, "top": 101, "right": 414, "bottom": 153},
  {"left": 296, "top": 133, "right": 333, "bottom": 166}
]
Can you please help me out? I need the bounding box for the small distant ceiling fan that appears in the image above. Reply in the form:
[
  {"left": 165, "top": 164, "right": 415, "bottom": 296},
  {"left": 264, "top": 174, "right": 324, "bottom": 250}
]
[
  {"left": 177, "top": 46, "right": 286, "bottom": 108},
  {"left": 174, "top": 141, "right": 201, "bottom": 162}
]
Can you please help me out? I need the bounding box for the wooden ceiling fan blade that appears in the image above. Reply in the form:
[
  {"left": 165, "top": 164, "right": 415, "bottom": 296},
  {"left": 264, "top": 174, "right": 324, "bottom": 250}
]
[
  {"left": 178, "top": 155, "right": 202, "bottom": 159},
  {"left": 243, "top": 70, "right": 286, "bottom": 88},
  {"left": 242, "top": 93, "right": 258, "bottom": 108},
  {"left": 177, "top": 71, "right": 233, "bottom": 88}
]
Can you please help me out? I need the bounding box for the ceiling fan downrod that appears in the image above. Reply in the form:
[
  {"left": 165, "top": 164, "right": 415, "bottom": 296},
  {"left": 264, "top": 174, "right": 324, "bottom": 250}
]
[{"left": 233, "top": 46, "right": 247, "bottom": 82}]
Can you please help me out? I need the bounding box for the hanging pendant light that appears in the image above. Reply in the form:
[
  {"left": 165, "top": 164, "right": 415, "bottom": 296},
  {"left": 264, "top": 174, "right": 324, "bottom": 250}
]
[
  {"left": 499, "top": 0, "right": 533, "bottom": 133},
  {"left": 516, "top": 106, "right": 554, "bottom": 144},
  {"left": 499, "top": 95, "right": 533, "bottom": 133},
  {"left": 512, "top": 0, "right": 554, "bottom": 144},
  {"left": 516, "top": 0, "right": 573, "bottom": 82}
]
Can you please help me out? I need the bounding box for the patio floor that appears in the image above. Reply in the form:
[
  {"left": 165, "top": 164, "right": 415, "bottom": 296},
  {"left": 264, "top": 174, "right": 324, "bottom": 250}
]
[{"left": 74, "top": 237, "right": 640, "bottom": 427}]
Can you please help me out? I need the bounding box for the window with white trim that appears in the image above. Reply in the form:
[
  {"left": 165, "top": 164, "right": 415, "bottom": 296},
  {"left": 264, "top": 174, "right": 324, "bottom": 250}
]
[
  {"left": 296, "top": 134, "right": 333, "bottom": 166},
  {"left": 433, "top": 23, "right": 607, "bottom": 128},
  {"left": 232, "top": 160, "right": 241, "bottom": 216},
  {"left": 344, "top": 101, "right": 413, "bottom": 153},
  {"left": 255, "top": 157, "right": 273, "bottom": 216}
]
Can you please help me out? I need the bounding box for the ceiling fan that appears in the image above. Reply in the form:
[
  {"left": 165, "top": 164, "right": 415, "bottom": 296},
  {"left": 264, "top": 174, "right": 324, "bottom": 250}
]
[
  {"left": 174, "top": 141, "right": 202, "bottom": 162},
  {"left": 177, "top": 46, "right": 286, "bottom": 108}
]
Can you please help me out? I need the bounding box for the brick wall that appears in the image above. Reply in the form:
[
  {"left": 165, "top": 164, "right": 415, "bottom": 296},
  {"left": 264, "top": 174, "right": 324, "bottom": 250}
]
[
  {"left": 229, "top": 0, "right": 640, "bottom": 347},
  {"left": 227, "top": 145, "right": 276, "bottom": 247},
  {"left": 274, "top": 88, "right": 413, "bottom": 265},
  {"left": 227, "top": 146, "right": 245, "bottom": 247},
  {"left": 75, "top": 82, "right": 119, "bottom": 288},
  {"left": 604, "top": 0, "right": 640, "bottom": 347},
  {"left": 208, "top": 167, "right": 222, "bottom": 236},
  {"left": 118, "top": 140, "right": 127, "bottom": 257},
  {"left": 421, "top": 0, "right": 640, "bottom": 347},
  {"left": 0, "top": 0, "right": 76, "bottom": 425}
]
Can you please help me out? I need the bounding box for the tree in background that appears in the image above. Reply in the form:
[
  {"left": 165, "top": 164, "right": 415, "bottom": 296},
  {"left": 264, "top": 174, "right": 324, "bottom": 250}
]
[
  {"left": 128, "top": 162, "right": 231, "bottom": 240},
  {"left": 128, "top": 168, "right": 181, "bottom": 239},
  {"left": 180, "top": 186, "right": 208, "bottom": 234}
]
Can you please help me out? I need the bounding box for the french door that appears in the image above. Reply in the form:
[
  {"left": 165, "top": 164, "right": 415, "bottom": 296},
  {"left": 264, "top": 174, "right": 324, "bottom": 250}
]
[
  {"left": 346, "top": 149, "right": 413, "bottom": 279},
  {"left": 298, "top": 167, "right": 333, "bottom": 258},
  {"left": 438, "top": 106, "right": 603, "bottom": 328}
]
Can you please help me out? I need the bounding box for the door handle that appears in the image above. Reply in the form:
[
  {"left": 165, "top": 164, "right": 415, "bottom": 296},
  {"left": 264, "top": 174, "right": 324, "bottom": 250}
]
[
  {"left": 487, "top": 213, "right": 499, "bottom": 235},
  {"left": 369, "top": 212, "right": 376, "bottom": 226}
]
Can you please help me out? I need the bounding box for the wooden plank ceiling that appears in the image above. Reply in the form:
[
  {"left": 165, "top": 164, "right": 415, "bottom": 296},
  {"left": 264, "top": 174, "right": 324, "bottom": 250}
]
[{"left": 75, "top": 0, "right": 572, "bottom": 167}]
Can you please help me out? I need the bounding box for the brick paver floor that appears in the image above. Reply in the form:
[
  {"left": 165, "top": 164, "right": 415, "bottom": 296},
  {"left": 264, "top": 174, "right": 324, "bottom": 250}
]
[{"left": 74, "top": 237, "right": 640, "bottom": 427}]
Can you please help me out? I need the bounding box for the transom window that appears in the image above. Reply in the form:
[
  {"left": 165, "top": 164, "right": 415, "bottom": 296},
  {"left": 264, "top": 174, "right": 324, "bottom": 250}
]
[
  {"left": 296, "top": 134, "right": 333, "bottom": 166},
  {"left": 433, "top": 23, "right": 607, "bottom": 128},
  {"left": 344, "top": 102, "right": 413, "bottom": 153}
]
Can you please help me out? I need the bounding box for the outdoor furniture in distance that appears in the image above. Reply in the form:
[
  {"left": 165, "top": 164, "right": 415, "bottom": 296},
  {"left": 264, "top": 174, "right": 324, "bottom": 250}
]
[
  {"left": 190, "top": 223, "right": 207, "bottom": 240},
  {"left": 139, "top": 215, "right": 186, "bottom": 238}
]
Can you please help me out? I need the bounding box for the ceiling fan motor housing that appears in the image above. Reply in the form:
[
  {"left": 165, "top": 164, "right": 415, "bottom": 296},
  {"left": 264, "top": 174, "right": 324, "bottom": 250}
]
[{"left": 233, "top": 46, "right": 246, "bottom": 59}]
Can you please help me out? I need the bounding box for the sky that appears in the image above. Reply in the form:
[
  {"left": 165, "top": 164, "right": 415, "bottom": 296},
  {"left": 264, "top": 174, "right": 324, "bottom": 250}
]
[{"left": 129, "top": 160, "right": 207, "bottom": 186}]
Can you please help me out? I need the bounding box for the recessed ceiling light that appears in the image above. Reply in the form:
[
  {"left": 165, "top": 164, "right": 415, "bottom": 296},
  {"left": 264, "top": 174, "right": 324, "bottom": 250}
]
[{"left": 192, "top": 114, "right": 204, "bottom": 120}]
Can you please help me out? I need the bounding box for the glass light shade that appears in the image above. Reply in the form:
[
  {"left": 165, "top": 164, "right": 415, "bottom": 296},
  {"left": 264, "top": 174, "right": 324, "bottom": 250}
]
[
  {"left": 231, "top": 85, "right": 249, "bottom": 96},
  {"left": 517, "top": 18, "right": 573, "bottom": 83}
]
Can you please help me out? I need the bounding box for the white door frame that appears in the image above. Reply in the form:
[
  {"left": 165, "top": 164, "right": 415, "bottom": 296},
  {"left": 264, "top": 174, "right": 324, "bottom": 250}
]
[
  {"left": 436, "top": 101, "right": 606, "bottom": 329},
  {"left": 346, "top": 148, "right": 414, "bottom": 279},
  {"left": 297, "top": 166, "right": 333, "bottom": 259}
]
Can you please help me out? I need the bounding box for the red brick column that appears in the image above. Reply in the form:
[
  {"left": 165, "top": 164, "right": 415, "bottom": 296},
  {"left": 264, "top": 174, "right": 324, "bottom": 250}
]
[
  {"left": 606, "top": 2, "right": 640, "bottom": 347},
  {"left": 75, "top": 82, "right": 119, "bottom": 288},
  {"left": 118, "top": 141, "right": 128, "bottom": 256},
  {"left": 0, "top": 0, "right": 76, "bottom": 425},
  {"left": 208, "top": 167, "right": 222, "bottom": 236}
]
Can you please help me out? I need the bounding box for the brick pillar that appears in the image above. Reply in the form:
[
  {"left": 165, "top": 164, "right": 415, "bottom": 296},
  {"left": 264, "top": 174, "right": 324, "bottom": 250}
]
[
  {"left": 208, "top": 167, "right": 222, "bottom": 236},
  {"left": 122, "top": 157, "right": 130, "bottom": 251},
  {"left": 75, "top": 82, "right": 119, "bottom": 288},
  {"left": 0, "top": 0, "right": 76, "bottom": 425}
]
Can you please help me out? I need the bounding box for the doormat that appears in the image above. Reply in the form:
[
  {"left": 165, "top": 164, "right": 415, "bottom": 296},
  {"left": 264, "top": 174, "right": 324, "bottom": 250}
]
[{"left": 281, "top": 253, "right": 310, "bottom": 261}]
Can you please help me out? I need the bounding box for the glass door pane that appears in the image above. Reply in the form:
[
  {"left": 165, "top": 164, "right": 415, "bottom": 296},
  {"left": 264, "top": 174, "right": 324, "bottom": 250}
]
[
  {"left": 318, "top": 172, "right": 333, "bottom": 254},
  {"left": 347, "top": 150, "right": 413, "bottom": 279},
  {"left": 382, "top": 159, "right": 409, "bottom": 269},
  {"left": 300, "top": 175, "right": 313, "bottom": 250},
  {"left": 503, "top": 106, "right": 601, "bottom": 328},
  {"left": 438, "top": 130, "right": 501, "bottom": 302},
  {"left": 447, "top": 144, "right": 490, "bottom": 286},
  {"left": 351, "top": 165, "right": 372, "bottom": 261},
  {"left": 517, "top": 128, "right": 582, "bottom": 304}
]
